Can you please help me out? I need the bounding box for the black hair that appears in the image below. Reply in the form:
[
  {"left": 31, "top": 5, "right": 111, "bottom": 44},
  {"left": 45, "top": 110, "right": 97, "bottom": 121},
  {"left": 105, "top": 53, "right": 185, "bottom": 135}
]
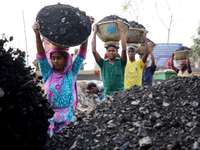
[
  {"left": 50, "top": 51, "right": 68, "bottom": 60},
  {"left": 87, "top": 82, "right": 97, "bottom": 90},
  {"left": 129, "top": 47, "right": 135, "bottom": 50},
  {"left": 106, "top": 45, "right": 118, "bottom": 50}
]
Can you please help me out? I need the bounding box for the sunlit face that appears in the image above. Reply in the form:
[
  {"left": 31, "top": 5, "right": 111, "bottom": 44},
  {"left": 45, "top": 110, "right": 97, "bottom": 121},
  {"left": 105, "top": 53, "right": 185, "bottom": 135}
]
[
  {"left": 107, "top": 47, "right": 118, "bottom": 60},
  {"left": 88, "top": 87, "right": 98, "bottom": 94},
  {"left": 128, "top": 48, "right": 137, "bottom": 60},
  {"left": 88, "top": 88, "right": 95, "bottom": 94},
  {"left": 50, "top": 52, "right": 67, "bottom": 73}
]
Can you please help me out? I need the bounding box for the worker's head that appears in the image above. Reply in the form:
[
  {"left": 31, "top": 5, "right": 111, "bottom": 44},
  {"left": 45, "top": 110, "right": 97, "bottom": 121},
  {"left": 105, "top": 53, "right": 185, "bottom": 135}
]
[
  {"left": 180, "top": 61, "right": 187, "bottom": 71},
  {"left": 128, "top": 45, "right": 138, "bottom": 61},
  {"left": 106, "top": 45, "right": 118, "bottom": 60},
  {"left": 87, "top": 82, "right": 98, "bottom": 94},
  {"left": 50, "top": 51, "right": 68, "bottom": 73}
]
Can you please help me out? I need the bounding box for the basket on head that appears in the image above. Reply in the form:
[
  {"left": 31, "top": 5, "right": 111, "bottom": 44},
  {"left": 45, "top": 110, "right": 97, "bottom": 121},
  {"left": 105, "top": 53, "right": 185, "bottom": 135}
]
[
  {"left": 104, "top": 41, "right": 119, "bottom": 49},
  {"left": 97, "top": 21, "right": 130, "bottom": 43},
  {"left": 126, "top": 28, "right": 144, "bottom": 43},
  {"left": 136, "top": 43, "right": 156, "bottom": 55},
  {"left": 173, "top": 50, "right": 193, "bottom": 61}
]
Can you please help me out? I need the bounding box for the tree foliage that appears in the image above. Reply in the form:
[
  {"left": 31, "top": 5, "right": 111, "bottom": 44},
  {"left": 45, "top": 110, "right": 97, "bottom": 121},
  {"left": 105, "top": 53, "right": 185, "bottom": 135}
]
[
  {"left": 191, "top": 24, "right": 200, "bottom": 62},
  {"left": 120, "top": 0, "right": 184, "bottom": 43},
  {"left": 121, "top": 0, "right": 145, "bottom": 21}
]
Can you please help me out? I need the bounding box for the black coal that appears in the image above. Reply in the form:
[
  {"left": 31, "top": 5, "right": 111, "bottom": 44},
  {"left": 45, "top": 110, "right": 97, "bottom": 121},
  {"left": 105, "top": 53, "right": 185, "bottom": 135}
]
[
  {"left": 36, "top": 3, "right": 91, "bottom": 47},
  {"left": 1, "top": 35, "right": 199, "bottom": 150},
  {"left": 48, "top": 76, "right": 200, "bottom": 150},
  {"left": 0, "top": 35, "right": 54, "bottom": 150},
  {"left": 176, "top": 46, "right": 192, "bottom": 51},
  {"left": 141, "top": 38, "right": 155, "bottom": 45},
  {"left": 129, "top": 20, "right": 145, "bottom": 29},
  {"left": 98, "top": 15, "right": 129, "bottom": 24}
]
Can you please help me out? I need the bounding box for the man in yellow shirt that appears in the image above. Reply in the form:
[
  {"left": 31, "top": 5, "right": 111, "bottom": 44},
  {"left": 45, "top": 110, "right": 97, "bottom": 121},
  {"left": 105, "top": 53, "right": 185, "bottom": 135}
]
[{"left": 124, "top": 29, "right": 149, "bottom": 89}]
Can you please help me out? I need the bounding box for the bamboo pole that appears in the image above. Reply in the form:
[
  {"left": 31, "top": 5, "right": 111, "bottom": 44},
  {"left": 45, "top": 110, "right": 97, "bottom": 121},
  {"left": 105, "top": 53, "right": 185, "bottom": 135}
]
[{"left": 22, "top": 9, "right": 29, "bottom": 66}]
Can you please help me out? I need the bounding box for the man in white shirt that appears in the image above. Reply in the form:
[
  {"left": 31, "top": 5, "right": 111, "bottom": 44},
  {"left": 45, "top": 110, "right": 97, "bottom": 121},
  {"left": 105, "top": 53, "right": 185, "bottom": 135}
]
[
  {"left": 173, "top": 55, "right": 180, "bottom": 68},
  {"left": 87, "top": 82, "right": 105, "bottom": 101}
]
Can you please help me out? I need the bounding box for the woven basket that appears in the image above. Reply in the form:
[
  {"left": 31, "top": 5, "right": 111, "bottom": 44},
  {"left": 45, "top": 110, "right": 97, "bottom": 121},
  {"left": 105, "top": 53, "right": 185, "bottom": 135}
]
[
  {"left": 126, "top": 28, "right": 144, "bottom": 43},
  {"left": 137, "top": 43, "right": 156, "bottom": 55},
  {"left": 97, "top": 21, "right": 130, "bottom": 43},
  {"left": 173, "top": 50, "right": 193, "bottom": 61},
  {"left": 39, "top": 31, "right": 87, "bottom": 48},
  {"left": 104, "top": 41, "right": 119, "bottom": 49}
]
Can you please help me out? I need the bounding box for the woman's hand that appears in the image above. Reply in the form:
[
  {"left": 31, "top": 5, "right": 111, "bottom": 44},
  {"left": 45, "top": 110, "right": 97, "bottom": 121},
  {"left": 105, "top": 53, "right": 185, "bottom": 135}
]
[
  {"left": 32, "top": 22, "right": 40, "bottom": 35},
  {"left": 90, "top": 16, "right": 95, "bottom": 25},
  {"left": 86, "top": 16, "right": 95, "bottom": 25}
]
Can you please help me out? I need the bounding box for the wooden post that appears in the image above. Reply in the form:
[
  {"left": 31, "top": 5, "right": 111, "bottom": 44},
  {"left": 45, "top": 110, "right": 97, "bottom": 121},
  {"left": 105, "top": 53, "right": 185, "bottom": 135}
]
[{"left": 22, "top": 9, "right": 29, "bottom": 66}]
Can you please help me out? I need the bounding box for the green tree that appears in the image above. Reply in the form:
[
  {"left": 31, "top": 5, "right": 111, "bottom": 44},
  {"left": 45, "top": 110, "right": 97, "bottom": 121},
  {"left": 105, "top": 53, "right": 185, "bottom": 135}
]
[
  {"left": 120, "top": 0, "right": 187, "bottom": 43},
  {"left": 121, "top": 0, "right": 145, "bottom": 22},
  {"left": 191, "top": 24, "right": 200, "bottom": 62}
]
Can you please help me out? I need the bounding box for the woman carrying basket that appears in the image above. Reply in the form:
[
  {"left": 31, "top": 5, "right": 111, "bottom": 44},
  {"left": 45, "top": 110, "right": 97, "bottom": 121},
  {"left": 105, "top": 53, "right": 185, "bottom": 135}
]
[{"left": 32, "top": 16, "right": 94, "bottom": 136}]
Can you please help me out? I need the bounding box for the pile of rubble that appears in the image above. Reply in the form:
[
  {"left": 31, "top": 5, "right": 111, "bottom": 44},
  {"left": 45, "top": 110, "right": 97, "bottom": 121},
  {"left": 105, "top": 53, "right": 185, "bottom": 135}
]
[
  {"left": 48, "top": 76, "right": 200, "bottom": 150},
  {"left": 0, "top": 35, "right": 54, "bottom": 150},
  {"left": 98, "top": 15, "right": 129, "bottom": 24}
]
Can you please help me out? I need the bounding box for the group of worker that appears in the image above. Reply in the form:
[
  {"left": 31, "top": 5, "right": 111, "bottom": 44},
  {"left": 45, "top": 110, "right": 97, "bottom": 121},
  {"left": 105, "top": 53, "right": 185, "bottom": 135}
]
[
  {"left": 87, "top": 21, "right": 193, "bottom": 102},
  {"left": 87, "top": 21, "right": 155, "bottom": 101},
  {"left": 32, "top": 14, "right": 193, "bottom": 136}
]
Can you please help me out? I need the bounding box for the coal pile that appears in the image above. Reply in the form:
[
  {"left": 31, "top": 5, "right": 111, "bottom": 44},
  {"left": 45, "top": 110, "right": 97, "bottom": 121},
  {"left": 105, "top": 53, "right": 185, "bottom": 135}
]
[
  {"left": 98, "top": 15, "right": 129, "bottom": 24},
  {"left": 129, "top": 20, "right": 145, "bottom": 29},
  {"left": 36, "top": 3, "right": 91, "bottom": 47},
  {"left": 0, "top": 35, "right": 54, "bottom": 150},
  {"left": 176, "top": 46, "right": 192, "bottom": 51},
  {"left": 48, "top": 76, "right": 200, "bottom": 150},
  {"left": 141, "top": 38, "right": 155, "bottom": 44}
]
